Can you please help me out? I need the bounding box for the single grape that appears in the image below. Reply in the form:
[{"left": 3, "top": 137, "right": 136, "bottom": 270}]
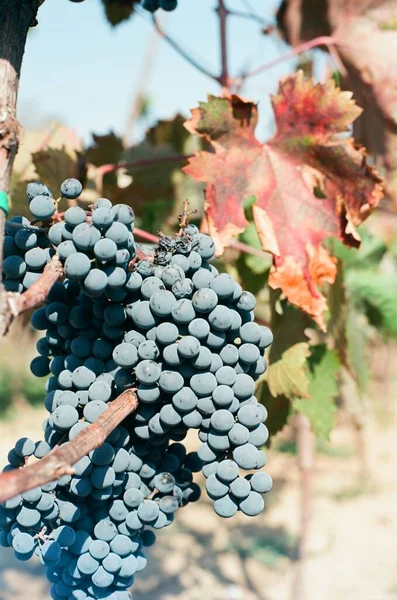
[
  {"left": 113, "top": 343, "right": 138, "bottom": 368},
  {"left": 105, "top": 222, "right": 129, "bottom": 245},
  {"left": 156, "top": 322, "right": 179, "bottom": 345},
  {"left": 239, "top": 491, "right": 265, "bottom": 517},
  {"left": 112, "top": 203, "right": 134, "bottom": 226},
  {"left": 64, "top": 206, "right": 86, "bottom": 227},
  {"left": 15, "top": 228, "right": 37, "bottom": 251},
  {"left": 233, "top": 443, "right": 259, "bottom": 470},
  {"left": 73, "top": 223, "right": 101, "bottom": 251},
  {"left": 213, "top": 494, "right": 238, "bottom": 518},
  {"left": 26, "top": 181, "right": 52, "bottom": 202},
  {"left": 61, "top": 178, "right": 83, "bottom": 199},
  {"left": 64, "top": 253, "right": 91, "bottom": 280},
  {"left": 29, "top": 195, "right": 55, "bottom": 220},
  {"left": 250, "top": 471, "right": 273, "bottom": 493},
  {"left": 172, "top": 387, "right": 198, "bottom": 412},
  {"left": 92, "top": 207, "right": 114, "bottom": 230},
  {"left": 149, "top": 290, "right": 176, "bottom": 317},
  {"left": 177, "top": 335, "right": 200, "bottom": 359},
  {"left": 135, "top": 360, "right": 161, "bottom": 384},
  {"left": 84, "top": 400, "right": 108, "bottom": 423},
  {"left": 2, "top": 255, "right": 26, "bottom": 278},
  {"left": 205, "top": 474, "right": 229, "bottom": 499}
]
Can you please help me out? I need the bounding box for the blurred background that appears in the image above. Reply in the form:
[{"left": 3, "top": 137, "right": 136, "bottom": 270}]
[{"left": 1, "top": 1, "right": 397, "bottom": 599}]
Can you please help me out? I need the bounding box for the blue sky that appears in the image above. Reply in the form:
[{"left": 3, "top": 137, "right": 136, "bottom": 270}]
[{"left": 18, "top": 0, "right": 298, "bottom": 145}]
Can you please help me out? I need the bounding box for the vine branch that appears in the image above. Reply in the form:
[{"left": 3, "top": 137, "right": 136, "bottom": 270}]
[
  {"left": 238, "top": 35, "right": 338, "bottom": 84},
  {"left": 134, "top": 227, "right": 271, "bottom": 261},
  {"left": 0, "top": 254, "right": 63, "bottom": 338},
  {"left": 217, "top": 0, "right": 231, "bottom": 92},
  {"left": 0, "top": 390, "right": 138, "bottom": 503},
  {"left": 97, "top": 154, "right": 191, "bottom": 176},
  {"left": 151, "top": 15, "right": 218, "bottom": 82}
]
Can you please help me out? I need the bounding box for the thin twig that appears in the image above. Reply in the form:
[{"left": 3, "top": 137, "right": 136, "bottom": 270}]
[
  {"left": 237, "top": 0, "right": 270, "bottom": 26},
  {"left": 238, "top": 35, "right": 338, "bottom": 83},
  {"left": 97, "top": 154, "right": 191, "bottom": 176},
  {"left": 178, "top": 199, "right": 197, "bottom": 234},
  {"left": 134, "top": 228, "right": 160, "bottom": 244},
  {"left": 151, "top": 15, "right": 218, "bottom": 82},
  {"left": 231, "top": 240, "right": 270, "bottom": 260},
  {"left": 0, "top": 390, "right": 138, "bottom": 503},
  {"left": 0, "top": 255, "right": 63, "bottom": 338}
]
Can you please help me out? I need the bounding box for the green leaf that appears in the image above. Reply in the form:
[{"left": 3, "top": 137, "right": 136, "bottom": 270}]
[
  {"left": 239, "top": 222, "right": 272, "bottom": 274},
  {"left": 346, "top": 270, "right": 397, "bottom": 336},
  {"left": 146, "top": 115, "right": 191, "bottom": 154},
  {"left": 327, "top": 231, "right": 387, "bottom": 270},
  {"left": 268, "top": 342, "right": 311, "bottom": 400},
  {"left": 86, "top": 132, "right": 124, "bottom": 167},
  {"left": 293, "top": 348, "right": 340, "bottom": 440}
]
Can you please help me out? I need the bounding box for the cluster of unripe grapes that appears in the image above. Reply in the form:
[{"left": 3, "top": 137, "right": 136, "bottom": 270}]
[{"left": 0, "top": 179, "right": 272, "bottom": 600}]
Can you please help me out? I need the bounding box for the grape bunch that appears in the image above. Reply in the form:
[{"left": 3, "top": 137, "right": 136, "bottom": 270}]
[
  {"left": 69, "top": 0, "right": 179, "bottom": 13},
  {"left": 0, "top": 179, "right": 273, "bottom": 600},
  {"left": 141, "top": 0, "right": 178, "bottom": 11}
]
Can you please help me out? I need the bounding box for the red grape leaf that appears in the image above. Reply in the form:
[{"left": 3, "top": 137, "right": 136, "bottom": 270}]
[{"left": 184, "top": 71, "right": 383, "bottom": 329}]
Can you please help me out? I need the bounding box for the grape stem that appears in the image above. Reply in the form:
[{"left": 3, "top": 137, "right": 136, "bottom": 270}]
[
  {"left": 0, "top": 389, "right": 138, "bottom": 503},
  {"left": 0, "top": 254, "right": 63, "bottom": 338},
  {"left": 178, "top": 199, "right": 197, "bottom": 233},
  {"left": 134, "top": 227, "right": 271, "bottom": 261}
]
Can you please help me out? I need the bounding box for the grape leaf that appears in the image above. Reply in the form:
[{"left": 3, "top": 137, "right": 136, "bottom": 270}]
[
  {"left": 293, "top": 348, "right": 340, "bottom": 440},
  {"left": 146, "top": 114, "right": 191, "bottom": 154},
  {"left": 267, "top": 342, "right": 311, "bottom": 400},
  {"left": 86, "top": 132, "right": 124, "bottom": 168},
  {"left": 184, "top": 72, "right": 383, "bottom": 329},
  {"left": 277, "top": 0, "right": 397, "bottom": 203},
  {"left": 346, "top": 270, "right": 397, "bottom": 337}
]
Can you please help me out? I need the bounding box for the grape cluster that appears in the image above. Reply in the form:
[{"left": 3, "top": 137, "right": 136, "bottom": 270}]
[
  {"left": 2, "top": 180, "right": 84, "bottom": 293},
  {"left": 69, "top": 0, "right": 178, "bottom": 13},
  {"left": 141, "top": 0, "right": 178, "bottom": 11},
  {"left": 0, "top": 179, "right": 273, "bottom": 600}
]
